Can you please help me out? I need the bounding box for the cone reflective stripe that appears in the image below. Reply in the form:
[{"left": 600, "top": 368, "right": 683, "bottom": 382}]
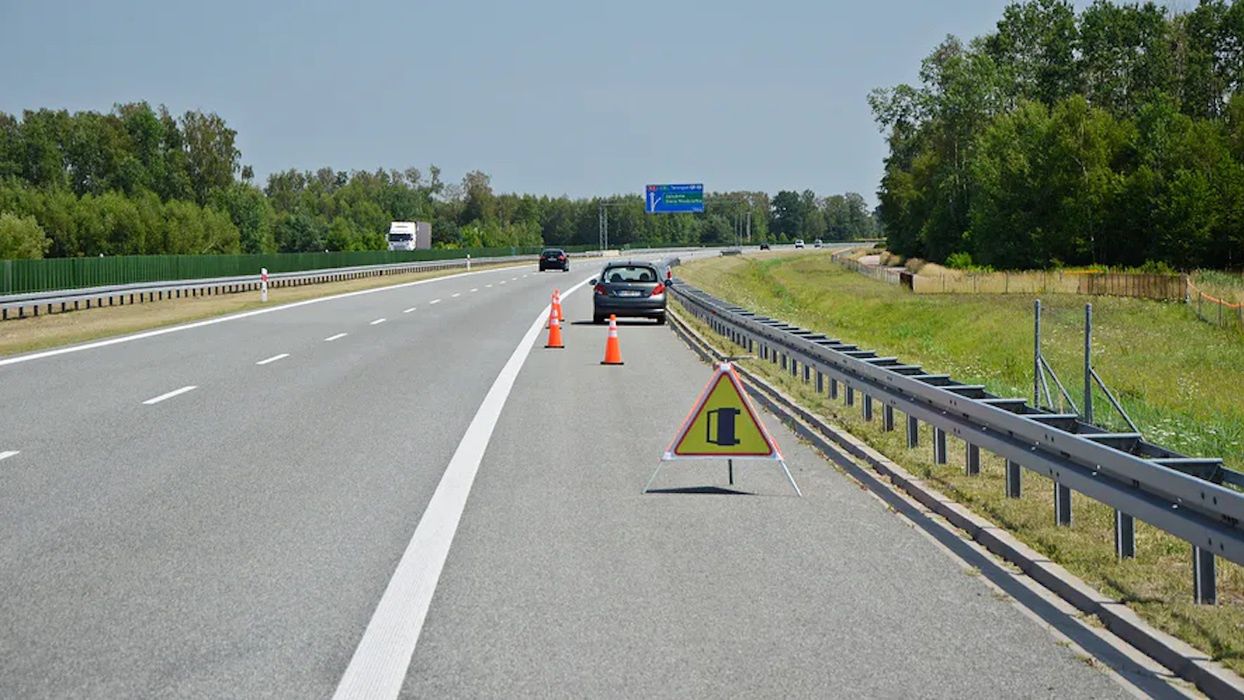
[
  {"left": 545, "top": 311, "right": 564, "bottom": 348},
  {"left": 601, "top": 314, "right": 623, "bottom": 365}
]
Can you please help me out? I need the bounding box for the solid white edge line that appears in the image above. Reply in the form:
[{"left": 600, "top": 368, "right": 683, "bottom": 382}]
[
  {"left": 0, "top": 263, "right": 530, "bottom": 368},
  {"left": 402, "top": 307, "right": 416, "bottom": 314},
  {"left": 256, "top": 353, "right": 290, "bottom": 366},
  {"left": 142, "top": 385, "right": 198, "bottom": 405},
  {"left": 332, "top": 275, "right": 593, "bottom": 700},
  {"left": 370, "top": 318, "right": 386, "bottom": 325},
  {"left": 0, "top": 451, "right": 19, "bottom": 461},
  {"left": 325, "top": 333, "right": 348, "bottom": 342}
]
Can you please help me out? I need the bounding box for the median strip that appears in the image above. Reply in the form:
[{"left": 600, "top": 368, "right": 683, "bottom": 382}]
[
  {"left": 143, "top": 385, "right": 197, "bottom": 405},
  {"left": 256, "top": 353, "right": 290, "bottom": 366}
]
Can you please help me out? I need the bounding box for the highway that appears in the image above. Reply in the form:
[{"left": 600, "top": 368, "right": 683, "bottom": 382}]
[{"left": 1, "top": 254, "right": 1137, "bottom": 698}]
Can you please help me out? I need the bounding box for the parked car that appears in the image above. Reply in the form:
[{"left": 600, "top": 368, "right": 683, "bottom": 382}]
[
  {"left": 759, "top": 242, "right": 771, "bottom": 250},
  {"left": 794, "top": 239, "right": 805, "bottom": 249},
  {"left": 539, "top": 248, "right": 569, "bottom": 272},
  {"left": 591, "top": 261, "right": 668, "bottom": 324}
]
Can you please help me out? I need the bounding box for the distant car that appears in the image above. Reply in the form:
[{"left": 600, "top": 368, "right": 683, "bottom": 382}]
[
  {"left": 539, "top": 248, "right": 569, "bottom": 272},
  {"left": 794, "top": 239, "right": 805, "bottom": 249},
  {"left": 591, "top": 261, "right": 667, "bottom": 324},
  {"left": 814, "top": 239, "right": 824, "bottom": 248},
  {"left": 759, "top": 242, "right": 771, "bottom": 250}
]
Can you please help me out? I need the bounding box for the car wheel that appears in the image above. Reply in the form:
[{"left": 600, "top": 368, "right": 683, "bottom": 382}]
[
  {"left": 593, "top": 314, "right": 605, "bottom": 325},
  {"left": 655, "top": 315, "right": 666, "bottom": 325}
]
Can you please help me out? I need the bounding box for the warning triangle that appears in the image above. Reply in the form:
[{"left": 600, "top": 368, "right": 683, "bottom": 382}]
[{"left": 663, "top": 362, "right": 782, "bottom": 460}]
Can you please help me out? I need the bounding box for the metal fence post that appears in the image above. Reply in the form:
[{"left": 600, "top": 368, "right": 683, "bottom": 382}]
[
  {"left": 1006, "top": 460, "right": 1022, "bottom": 498},
  {"left": 966, "top": 443, "right": 980, "bottom": 476},
  {"left": 1055, "top": 482, "right": 1072, "bottom": 526},
  {"left": 1194, "top": 547, "right": 1216, "bottom": 605},
  {"left": 1084, "top": 304, "right": 1093, "bottom": 424},
  {"left": 1115, "top": 511, "right": 1135, "bottom": 559},
  {"left": 1034, "top": 300, "right": 1041, "bottom": 406}
]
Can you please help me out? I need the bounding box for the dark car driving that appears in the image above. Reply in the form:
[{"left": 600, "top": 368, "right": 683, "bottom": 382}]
[
  {"left": 539, "top": 248, "right": 569, "bottom": 272},
  {"left": 592, "top": 261, "right": 668, "bottom": 324}
]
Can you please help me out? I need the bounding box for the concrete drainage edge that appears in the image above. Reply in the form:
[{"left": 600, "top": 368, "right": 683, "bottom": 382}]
[{"left": 668, "top": 305, "right": 1244, "bottom": 700}]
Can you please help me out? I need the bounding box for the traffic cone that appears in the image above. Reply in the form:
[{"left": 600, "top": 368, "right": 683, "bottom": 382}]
[
  {"left": 554, "top": 289, "right": 565, "bottom": 322},
  {"left": 545, "top": 311, "right": 564, "bottom": 349},
  {"left": 601, "top": 314, "right": 623, "bottom": 365}
]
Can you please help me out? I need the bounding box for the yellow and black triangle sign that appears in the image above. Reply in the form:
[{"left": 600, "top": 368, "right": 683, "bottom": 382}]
[{"left": 663, "top": 362, "right": 781, "bottom": 460}]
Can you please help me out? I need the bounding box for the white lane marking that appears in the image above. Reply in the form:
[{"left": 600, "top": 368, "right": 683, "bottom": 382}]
[
  {"left": 451, "top": 293, "right": 461, "bottom": 298},
  {"left": 370, "top": 318, "right": 387, "bottom": 326},
  {"left": 256, "top": 353, "right": 290, "bottom": 366},
  {"left": 511, "top": 277, "right": 517, "bottom": 281},
  {"left": 484, "top": 284, "right": 492, "bottom": 288},
  {"left": 325, "top": 333, "right": 348, "bottom": 342},
  {"left": 429, "top": 298, "right": 441, "bottom": 305},
  {"left": 403, "top": 307, "right": 416, "bottom": 314},
  {"left": 143, "top": 385, "right": 198, "bottom": 405},
  {"left": 0, "top": 451, "right": 19, "bottom": 462},
  {"left": 0, "top": 264, "right": 531, "bottom": 368},
  {"left": 469, "top": 288, "right": 478, "bottom": 293},
  {"left": 333, "top": 276, "right": 593, "bottom": 700}
]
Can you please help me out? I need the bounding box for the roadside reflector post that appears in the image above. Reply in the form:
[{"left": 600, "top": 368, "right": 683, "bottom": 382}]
[
  {"left": 1055, "top": 482, "right": 1072, "bottom": 526},
  {"left": 260, "top": 268, "right": 269, "bottom": 302},
  {"left": 1115, "top": 511, "right": 1135, "bottom": 559},
  {"left": 933, "top": 427, "right": 947, "bottom": 464},
  {"left": 466, "top": 253, "right": 471, "bottom": 271},
  {"left": 1193, "top": 547, "right": 1216, "bottom": 605},
  {"left": 966, "top": 443, "right": 980, "bottom": 476},
  {"left": 882, "top": 405, "right": 895, "bottom": 432},
  {"left": 1006, "top": 460, "right": 1022, "bottom": 498},
  {"left": 862, "top": 394, "right": 873, "bottom": 421},
  {"left": 906, "top": 415, "right": 919, "bottom": 448}
]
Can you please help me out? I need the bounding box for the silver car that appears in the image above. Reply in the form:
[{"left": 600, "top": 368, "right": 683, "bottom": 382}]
[{"left": 591, "top": 261, "right": 668, "bottom": 324}]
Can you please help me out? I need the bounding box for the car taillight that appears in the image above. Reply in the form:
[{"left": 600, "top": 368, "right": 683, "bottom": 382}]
[
  {"left": 558, "top": 255, "right": 566, "bottom": 260},
  {"left": 594, "top": 283, "right": 608, "bottom": 295},
  {"left": 650, "top": 282, "right": 665, "bottom": 296}
]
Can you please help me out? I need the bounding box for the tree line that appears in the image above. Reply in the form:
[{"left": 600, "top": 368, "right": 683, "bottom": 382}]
[
  {"left": 0, "top": 102, "right": 878, "bottom": 259},
  {"left": 872, "top": 0, "right": 1244, "bottom": 271}
]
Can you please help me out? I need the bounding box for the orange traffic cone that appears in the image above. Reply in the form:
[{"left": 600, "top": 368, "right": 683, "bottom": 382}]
[
  {"left": 601, "top": 314, "right": 623, "bottom": 365},
  {"left": 554, "top": 289, "right": 565, "bottom": 322},
  {"left": 545, "top": 311, "right": 564, "bottom": 349}
]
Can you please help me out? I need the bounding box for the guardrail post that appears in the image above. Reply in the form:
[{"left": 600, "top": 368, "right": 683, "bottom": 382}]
[
  {"left": 1055, "top": 482, "right": 1072, "bottom": 525},
  {"left": 845, "top": 384, "right": 854, "bottom": 406},
  {"left": 790, "top": 357, "right": 798, "bottom": 378},
  {"left": 862, "top": 394, "right": 873, "bottom": 421},
  {"left": 780, "top": 353, "right": 787, "bottom": 371},
  {"left": 906, "top": 415, "right": 919, "bottom": 448},
  {"left": 829, "top": 378, "right": 839, "bottom": 400},
  {"left": 1006, "top": 460, "right": 1022, "bottom": 498},
  {"left": 1115, "top": 512, "right": 1135, "bottom": 559},
  {"left": 802, "top": 364, "right": 811, "bottom": 383},
  {"left": 883, "top": 405, "right": 895, "bottom": 431},
  {"left": 933, "top": 428, "right": 947, "bottom": 464},
  {"left": 1193, "top": 547, "right": 1216, "bottom": 604},
  {"left": 816, "top": 371, "right": 824, "bottom": 393},
  {"left": 760, "top": 344, "right": 768, "bottom": 361},
  {"left": 966, "top": 443, "right": 980, "bottom": 476}
]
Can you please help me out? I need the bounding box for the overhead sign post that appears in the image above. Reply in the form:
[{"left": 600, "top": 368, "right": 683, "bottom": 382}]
[
  {"left": 645, "top": 183, "right": 704, "bottom": 214},
  {"left": 646, "top": 361, "right": 801, "bottom": 495}
]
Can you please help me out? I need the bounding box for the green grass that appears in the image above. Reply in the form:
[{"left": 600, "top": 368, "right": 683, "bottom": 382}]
[{"left": 678, "top": 251, "right": 1244, "bottom": 675}]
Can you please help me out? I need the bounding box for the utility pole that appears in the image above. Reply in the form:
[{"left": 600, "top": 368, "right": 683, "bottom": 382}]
[{"left": 598, "top": 200, "right": 625, "bottom": 252}]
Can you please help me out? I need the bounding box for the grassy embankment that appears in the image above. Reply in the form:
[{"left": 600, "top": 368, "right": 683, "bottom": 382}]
[
  {"left": 0, "top": 262, "right": 523, "bottom": 357},
  {"left": 678, "top": 251, "right": 1244, "bottom": 674}
]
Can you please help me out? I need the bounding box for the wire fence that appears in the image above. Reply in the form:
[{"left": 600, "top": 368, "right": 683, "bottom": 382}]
[
  {"left": 829, "top": 250, "right": 903, "bottom": 285},
  {"left": 910, "top": 269, "right": 1188, "bottom": 300},
  {"left": 1188, "top": 279, "right": 1244, "bottom": 330}
]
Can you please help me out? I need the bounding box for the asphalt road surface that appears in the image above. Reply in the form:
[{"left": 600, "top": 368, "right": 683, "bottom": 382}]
[{"left": 1, "top": 251, "right": 1135, "bottom": 698}]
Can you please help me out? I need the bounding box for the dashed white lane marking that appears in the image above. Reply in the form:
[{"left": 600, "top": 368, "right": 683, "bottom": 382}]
[
  {"left": 143, "top": 385, "right": 198, "bottom": 405},
  {"left": 429, "top": 299, "right": 441, "bottom": 304},
  {"left": 0, "top": 451, "right": 19, "bottom": 462},
  {"left": 499, "top": 281, "right": 507, "bottom": 285},
  {"left": 325, "top": 333, "right": 348, "bottom": 342},
  {"left": 256, "top": 353, "right": 290, "bottom": 366},
  {"left": 469, "top": 288, "right": 478, "bottom": 293},
  {"left": 511, "top": 277, "right": 518, "bottom": 281},
  {"left": 403, "top": 307, "right": 416, "bottom": 314},
  {"left": 370, "top": 318, "right": 387, "bottom": 325},
  {"left": 484, "top": 284, "right": 492, "bottom": 288},
  {"left": 451, "top": 293, "right": 461, "bottom": 298},
  {"left": 332, "top": 276, "right": 594, "bottom": 700}
]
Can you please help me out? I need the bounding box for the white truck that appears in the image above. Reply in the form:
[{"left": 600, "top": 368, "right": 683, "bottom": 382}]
[{"left": 387, "top": 221, "right": 431, "bottom": 251}]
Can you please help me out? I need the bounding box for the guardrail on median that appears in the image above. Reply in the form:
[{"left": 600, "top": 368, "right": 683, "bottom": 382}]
[{"left": 668, "top": 280, "right": 1242, "bottom": 605}]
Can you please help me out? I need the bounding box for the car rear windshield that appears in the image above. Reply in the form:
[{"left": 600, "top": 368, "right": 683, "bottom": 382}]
[
  {"left": 542, "top": 249, "right": 563, "bottom": 256},
  {"left": 603, "top": 266, "right": 658, "bottom": 283}
]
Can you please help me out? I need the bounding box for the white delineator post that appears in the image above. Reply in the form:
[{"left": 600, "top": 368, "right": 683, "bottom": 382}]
[
  {"left": 466, "top": 254, "right": 471, "bottom": 271},
  {"left": 260, "top": 268, "right": 269, "bottom": 302}
]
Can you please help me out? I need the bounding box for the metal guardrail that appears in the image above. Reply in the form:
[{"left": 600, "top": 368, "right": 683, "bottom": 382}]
[
  {"left": 669, "top": 280, "right": 1243, "bottom": 604},
  {"left": 0, "top": 247, "right": 703, "bottom": 321}
]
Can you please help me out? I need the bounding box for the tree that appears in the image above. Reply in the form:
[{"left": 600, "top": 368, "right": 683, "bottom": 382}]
[
  {"left": 180, "top": 110, "right": 239, "bottom": 205},
  {"left": 0, "top": 212, "right": 50, "bottom": 259}
]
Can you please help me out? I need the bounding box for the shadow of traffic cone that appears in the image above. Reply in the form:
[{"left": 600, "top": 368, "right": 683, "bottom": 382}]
[
  {"left": 545, "top": 311, "right": 564, "bottom": 349},
  {"left": 601, "top": 314, "right": 623, "bottom": 365}
]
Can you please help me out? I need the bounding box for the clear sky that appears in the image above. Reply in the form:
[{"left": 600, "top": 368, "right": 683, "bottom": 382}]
[{"left": 2, "top": 0, "right": 1114, "bottom": 203}]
